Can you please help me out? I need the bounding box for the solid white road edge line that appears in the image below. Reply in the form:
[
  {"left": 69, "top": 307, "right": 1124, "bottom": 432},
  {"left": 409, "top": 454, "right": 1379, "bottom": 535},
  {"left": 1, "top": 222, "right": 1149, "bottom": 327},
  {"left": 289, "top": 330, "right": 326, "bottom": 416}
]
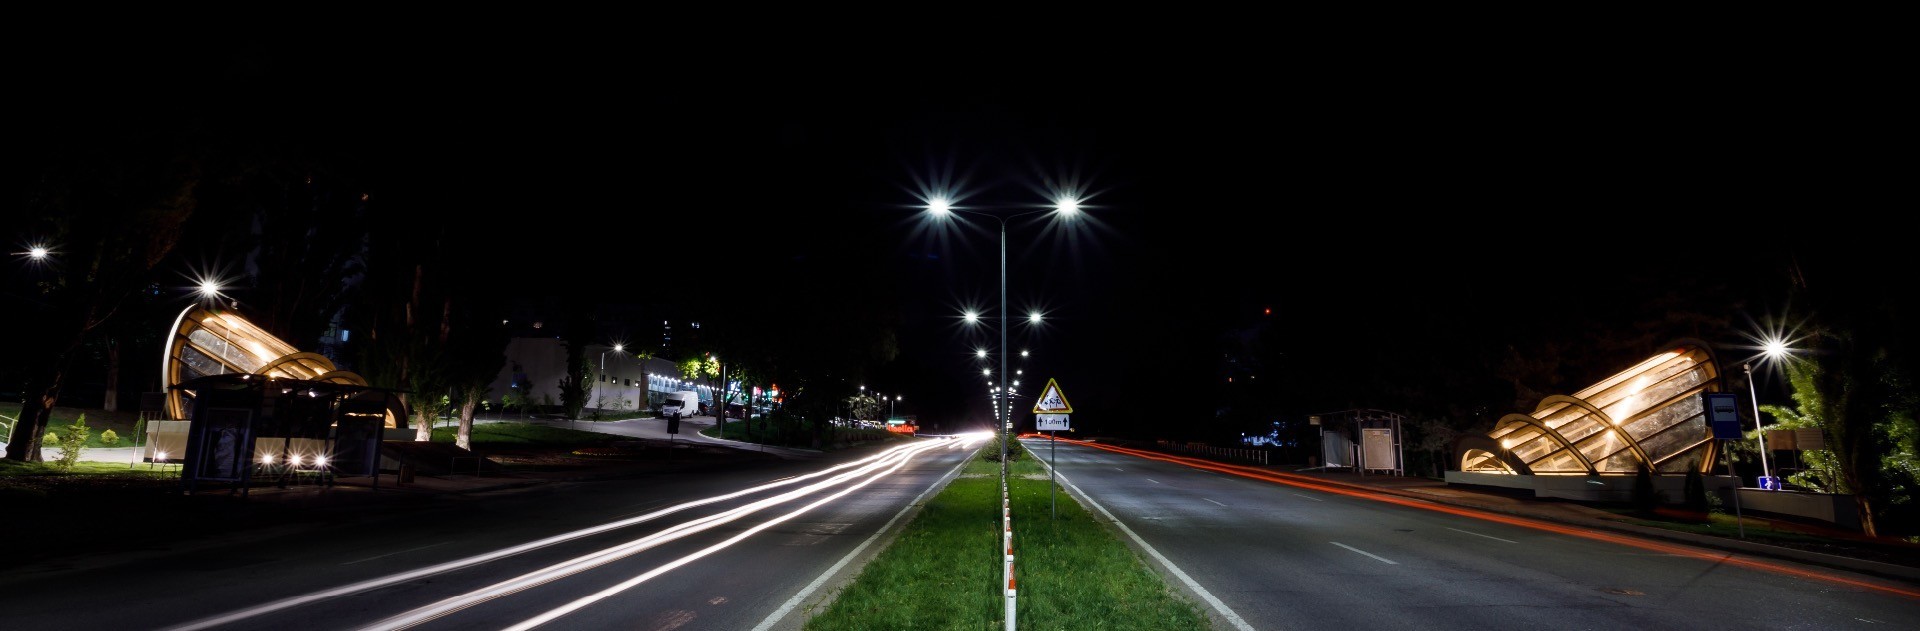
[
  {"left": 1330, "top": 542, "right": 1398, "bottom": 565},
  {"left": 1203, "top": 498, "right": 1228, "bottom": 507},
  {"left": 750, "top": 452, "right": 973, "bottom": 631},
  {"left": 1032, "top": 442, "right": 1257, "bottom": 631},
  {"left": 1291, "top": 493, "right": 1324, "bottom": 502},
  {"left": 1444, "top": 527, "right": 1518, "bottom": 544}
]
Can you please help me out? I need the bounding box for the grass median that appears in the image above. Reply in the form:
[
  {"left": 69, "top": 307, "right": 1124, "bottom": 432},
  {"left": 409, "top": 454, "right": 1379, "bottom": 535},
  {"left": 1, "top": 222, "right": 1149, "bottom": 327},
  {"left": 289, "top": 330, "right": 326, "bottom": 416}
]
[{"left": 806, "top": 438, "right": 1209, "bottom": 630}]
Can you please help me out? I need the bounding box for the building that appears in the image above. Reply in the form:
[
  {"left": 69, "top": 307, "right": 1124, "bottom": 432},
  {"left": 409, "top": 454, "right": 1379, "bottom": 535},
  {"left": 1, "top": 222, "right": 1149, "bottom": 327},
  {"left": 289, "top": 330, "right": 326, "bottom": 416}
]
[
  {"left": 1449, "top": 340, "right": 1736, "bottom": 501},
  {"left": 488, "top": 339, "right": 721, "bottom": 414}
]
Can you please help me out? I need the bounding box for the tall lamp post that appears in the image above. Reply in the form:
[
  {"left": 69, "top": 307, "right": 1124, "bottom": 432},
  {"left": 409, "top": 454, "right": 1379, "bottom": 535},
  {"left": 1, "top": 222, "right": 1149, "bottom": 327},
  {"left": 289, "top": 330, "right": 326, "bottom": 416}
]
[
  {"left": 1747, "top": 338, "right": 1791, "bottom": 490},
  {"left": 931, "top": 195, "right": 1080, "bottom": 463}
]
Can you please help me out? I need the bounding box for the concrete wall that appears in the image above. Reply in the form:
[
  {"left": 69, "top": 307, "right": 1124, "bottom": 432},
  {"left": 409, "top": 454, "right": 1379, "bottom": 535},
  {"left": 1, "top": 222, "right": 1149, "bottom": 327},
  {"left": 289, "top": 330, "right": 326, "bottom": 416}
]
[
  {"left": 487, "top": 338, "right": 681, "bottom": 412},
  {"left": 1447, "top": 471, "right": 1738, "bottom": 503},
  {"left": 1735, "top": 488, "right": 1862, "bottom": 530}
]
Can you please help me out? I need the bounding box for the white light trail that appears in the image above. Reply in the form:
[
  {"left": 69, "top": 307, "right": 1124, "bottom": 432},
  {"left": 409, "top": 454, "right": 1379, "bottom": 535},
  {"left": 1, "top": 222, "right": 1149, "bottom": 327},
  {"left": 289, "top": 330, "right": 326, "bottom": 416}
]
[
  {"left": 361, "top": 439, "right": 951, "bottom": 630},
  {"left": 163, "top": 440, "right": 942, "bottom": 631},
  {"left": 504, "top": 440, "right": 938, "bottom": 631}
]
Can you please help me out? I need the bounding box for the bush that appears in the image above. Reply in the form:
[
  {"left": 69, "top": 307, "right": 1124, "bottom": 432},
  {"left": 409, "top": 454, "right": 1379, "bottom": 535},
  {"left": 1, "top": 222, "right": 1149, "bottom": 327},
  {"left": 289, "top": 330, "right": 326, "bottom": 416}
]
[
  {"left": 1683, "top": 468, "right": 1708, "bottom": 512},
  {"left": 1631, "top": 462, "right": 1659, "bottom": 514},
  {"left": 980, "top": 434, "right": 1027, "bottom": 462},
  {"left": 100, "top": 429, "right": 120, "bottom": 447},
  {"left": 52, "top": 414, "right": 90, "bottom": 470}
]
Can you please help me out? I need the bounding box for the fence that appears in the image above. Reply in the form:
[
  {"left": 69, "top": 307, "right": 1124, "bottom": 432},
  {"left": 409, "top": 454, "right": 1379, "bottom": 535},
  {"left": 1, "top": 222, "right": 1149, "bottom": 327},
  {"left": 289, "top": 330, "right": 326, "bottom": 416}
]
[{"left": 1155, "top": 440, "right": 1270, "bottom": 465}]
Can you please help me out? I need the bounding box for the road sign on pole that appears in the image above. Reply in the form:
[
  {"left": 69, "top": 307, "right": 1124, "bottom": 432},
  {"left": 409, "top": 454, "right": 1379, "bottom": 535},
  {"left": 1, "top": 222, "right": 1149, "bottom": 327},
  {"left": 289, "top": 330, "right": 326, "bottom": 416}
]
[
  {"left": 1036, "top": 414, "right": 1070, "bottom": 431},
  {"left": 1032, "top": 378, "right": 1073, "bottom": 414}
]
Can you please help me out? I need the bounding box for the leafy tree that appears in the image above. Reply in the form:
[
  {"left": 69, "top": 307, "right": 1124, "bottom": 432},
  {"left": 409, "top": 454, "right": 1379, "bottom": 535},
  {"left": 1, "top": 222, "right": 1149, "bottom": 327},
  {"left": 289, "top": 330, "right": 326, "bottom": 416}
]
[
  {"left": 52, "top": 415, "right": 91, "bottom": 470},
  {"left": 4, "top": 126, "right": 199, "bottom": 462},
  {"left": 445, "top": 309, "right": 509, "bottom": 450}
]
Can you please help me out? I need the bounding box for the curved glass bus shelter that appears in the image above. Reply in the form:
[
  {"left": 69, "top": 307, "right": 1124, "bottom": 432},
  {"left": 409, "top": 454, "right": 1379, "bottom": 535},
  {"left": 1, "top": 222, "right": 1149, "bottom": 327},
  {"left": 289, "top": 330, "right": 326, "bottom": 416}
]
[
  {"left": 1460, "top": 340, "right": 1725, "bottom": 476},
  {"left": 161, "top": 306, "right": 383, "bottom": 425}
]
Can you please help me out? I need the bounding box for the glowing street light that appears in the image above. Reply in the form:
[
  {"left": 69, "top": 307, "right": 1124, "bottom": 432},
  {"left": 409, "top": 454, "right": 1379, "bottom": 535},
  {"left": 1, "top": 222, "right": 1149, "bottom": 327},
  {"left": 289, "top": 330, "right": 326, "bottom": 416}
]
[
  {"left": 926, "top": 190, "right": 1087, "bottom": 463},
  {"left": 976, "top": 349, "right": 988, "bottom": 358},
  {"left": 963, "top": 311, "right": 979, "bottom": 324},
  {"left": 28, "top": 246, "right": 49, "bottom": 259},
  {"left": 1747, "top": 336, "right": 1794, "bottom": 490},
  {"left": 1029, "top": 312, "right": 1043, "bottom": 324},
  {"left": 1020, "top": 350, "right": 1030, "bottom": 358}
]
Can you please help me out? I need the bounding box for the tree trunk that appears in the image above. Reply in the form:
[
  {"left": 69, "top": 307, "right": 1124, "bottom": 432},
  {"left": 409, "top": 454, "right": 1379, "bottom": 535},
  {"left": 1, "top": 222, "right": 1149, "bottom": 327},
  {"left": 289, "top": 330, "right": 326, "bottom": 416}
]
[
  {"left": 103, "top": 338, "right": 120, "bottom": 413},
  {"left": 457, "top": 398, "right": 477, "bottom": 450},
  {"left": 413, "top": 404, "right": 435, "bottom": 442},
  {"left": 5, "top": 374, "right": 64, "bottom": 462}
]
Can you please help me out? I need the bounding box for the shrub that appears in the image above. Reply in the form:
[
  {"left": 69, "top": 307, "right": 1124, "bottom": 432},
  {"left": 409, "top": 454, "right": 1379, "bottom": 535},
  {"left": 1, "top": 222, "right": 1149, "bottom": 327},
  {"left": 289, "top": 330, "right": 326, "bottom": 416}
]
[
  {"left": 1683, "top": 468, "right": 1708, "bottom": 512},
  {"left": 100, "top": 429, "right": 120, "bottom": 447},
  {"left": 53, "top": 414, "right": 91, "bottom": 470},
  {"left": 1631, "top": 462, "right": 1659, "bottom": 514}
]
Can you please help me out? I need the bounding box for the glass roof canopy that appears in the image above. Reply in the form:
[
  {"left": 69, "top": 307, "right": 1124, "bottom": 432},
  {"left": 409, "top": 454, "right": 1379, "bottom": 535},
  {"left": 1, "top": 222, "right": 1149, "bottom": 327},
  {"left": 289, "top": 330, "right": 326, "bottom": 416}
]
[
  {"left": 162, "top": 306, "right": 367, "bottom": 420},
  {"left": 1461, "top": 341, "right": 1724, "bottom": 476}
]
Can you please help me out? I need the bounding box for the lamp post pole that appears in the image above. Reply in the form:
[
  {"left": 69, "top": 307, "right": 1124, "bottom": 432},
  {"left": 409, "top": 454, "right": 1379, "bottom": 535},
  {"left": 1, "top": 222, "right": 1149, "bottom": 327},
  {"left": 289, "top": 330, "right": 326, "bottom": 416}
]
[
  {"left": 1746, "top": 362, "right": 1773, "bottom": 488},
  {"left": 998, "top": 215, "right": 1010, "bottom": 464}
]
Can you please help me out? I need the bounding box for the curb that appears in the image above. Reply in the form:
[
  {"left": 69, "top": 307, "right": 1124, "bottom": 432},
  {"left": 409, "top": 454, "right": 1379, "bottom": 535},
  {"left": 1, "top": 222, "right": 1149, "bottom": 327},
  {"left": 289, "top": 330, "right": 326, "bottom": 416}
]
[{"left": 1270, "top": 470, "right": 1920, "bottom": 585}]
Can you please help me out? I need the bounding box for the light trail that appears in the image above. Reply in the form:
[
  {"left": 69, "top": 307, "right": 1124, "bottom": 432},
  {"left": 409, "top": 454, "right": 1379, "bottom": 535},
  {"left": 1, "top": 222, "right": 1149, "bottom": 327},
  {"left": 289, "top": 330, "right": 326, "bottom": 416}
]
[
  {"left": 362, "top": 439, "right": 955, "bottom": 630},
  {"left": 163, "top": 439, "right": 945, "bottom": 631},
  {"left": 1030, "top": 436, "right": 1920, "bottom": 600},
  {"left": 502, "top": 438, "right": 945, "bottom": 630}
]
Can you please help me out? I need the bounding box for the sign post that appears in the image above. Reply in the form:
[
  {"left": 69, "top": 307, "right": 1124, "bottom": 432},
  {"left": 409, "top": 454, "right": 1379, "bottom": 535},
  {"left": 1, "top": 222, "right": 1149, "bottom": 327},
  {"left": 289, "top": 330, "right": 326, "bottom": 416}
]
[
  {"left": 1033, "top": 379, "right": 1074, "bottom": 520},
  {"left": 1704, "top": 392, "right": 1745, "bottom": 538}
]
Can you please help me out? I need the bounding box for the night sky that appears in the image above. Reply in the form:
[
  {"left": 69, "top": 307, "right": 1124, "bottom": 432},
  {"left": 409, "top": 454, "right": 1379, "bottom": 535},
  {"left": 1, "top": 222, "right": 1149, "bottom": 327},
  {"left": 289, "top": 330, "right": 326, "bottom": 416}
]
[{"left": 16, "top": 34, "right": 1908, "bottom": 437}]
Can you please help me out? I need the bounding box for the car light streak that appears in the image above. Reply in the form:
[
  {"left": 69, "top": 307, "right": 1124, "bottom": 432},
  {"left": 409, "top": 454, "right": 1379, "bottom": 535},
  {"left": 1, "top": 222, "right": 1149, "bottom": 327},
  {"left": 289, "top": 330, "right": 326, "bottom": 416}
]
[
  {"left": 362, "top": 439, "right": 951, "bottom": 630},
  {"left": 501, "top": 440, "right": 935, "bottom": 630},
  {"left": 1035, "top": 436, "right": 1920, "bottom": 600},
  {"left": 163, "top": 440, "right": 944, "bottom": 631}
]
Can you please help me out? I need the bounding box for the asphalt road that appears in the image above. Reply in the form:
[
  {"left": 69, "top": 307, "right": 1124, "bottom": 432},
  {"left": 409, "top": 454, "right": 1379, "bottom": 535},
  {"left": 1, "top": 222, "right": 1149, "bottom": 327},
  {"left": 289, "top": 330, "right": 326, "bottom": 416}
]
[
  {"left": 0, "top": 436, "right": 981, "bottom": 631},
  {"left": 1021, "top": 437, "right": 1920, "bottom": 631}
]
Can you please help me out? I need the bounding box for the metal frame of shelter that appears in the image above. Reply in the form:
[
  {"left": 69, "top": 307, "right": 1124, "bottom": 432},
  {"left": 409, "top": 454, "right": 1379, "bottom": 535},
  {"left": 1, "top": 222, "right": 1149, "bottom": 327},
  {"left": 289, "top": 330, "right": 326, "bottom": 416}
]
[{"left": 1458, "top": 339, "right": 1726, "bottom": 476}]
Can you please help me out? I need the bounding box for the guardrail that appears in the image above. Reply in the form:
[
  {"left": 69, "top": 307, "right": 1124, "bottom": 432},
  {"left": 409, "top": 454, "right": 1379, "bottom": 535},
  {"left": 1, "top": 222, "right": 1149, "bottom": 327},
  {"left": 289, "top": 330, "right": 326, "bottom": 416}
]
[{"left": 1155, "top": 440, "right": 1270, "bottom": 465}]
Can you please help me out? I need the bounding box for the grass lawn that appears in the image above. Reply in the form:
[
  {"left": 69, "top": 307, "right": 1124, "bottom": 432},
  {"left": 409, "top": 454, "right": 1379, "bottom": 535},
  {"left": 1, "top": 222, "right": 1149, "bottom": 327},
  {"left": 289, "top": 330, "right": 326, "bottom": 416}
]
[
  {"left": 1, "top": 402, "right": 145, "bottom": 449},
  {"left": 805, "top": 439, "right": 1208, "bottom": 630},
  {"left": 0, "top": 458, "right": 176, "bottom": 478},
  {"left": 428, "top": 422, "right": 619, "bottom": 447}
]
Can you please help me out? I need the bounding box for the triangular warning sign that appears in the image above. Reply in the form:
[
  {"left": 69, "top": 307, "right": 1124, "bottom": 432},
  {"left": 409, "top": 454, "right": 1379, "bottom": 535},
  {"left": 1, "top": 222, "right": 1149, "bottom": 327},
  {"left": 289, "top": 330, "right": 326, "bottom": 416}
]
[{"left": 1032, "top": 378, "right": 1073, "bottom": 413}]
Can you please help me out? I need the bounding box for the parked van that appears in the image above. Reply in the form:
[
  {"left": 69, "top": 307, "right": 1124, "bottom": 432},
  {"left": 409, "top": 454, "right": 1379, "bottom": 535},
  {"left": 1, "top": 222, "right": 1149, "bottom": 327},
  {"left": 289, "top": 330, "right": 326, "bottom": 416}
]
[{"left": 659, "top": 391, "right": 700, "bottom": 418}]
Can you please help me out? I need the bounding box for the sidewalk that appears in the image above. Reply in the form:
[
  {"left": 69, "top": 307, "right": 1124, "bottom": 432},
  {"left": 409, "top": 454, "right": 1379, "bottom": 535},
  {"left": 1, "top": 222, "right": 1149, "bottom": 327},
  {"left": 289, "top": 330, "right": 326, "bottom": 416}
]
[{"left": 1266, "top": 465, "right": 1920, "bottom": 584}]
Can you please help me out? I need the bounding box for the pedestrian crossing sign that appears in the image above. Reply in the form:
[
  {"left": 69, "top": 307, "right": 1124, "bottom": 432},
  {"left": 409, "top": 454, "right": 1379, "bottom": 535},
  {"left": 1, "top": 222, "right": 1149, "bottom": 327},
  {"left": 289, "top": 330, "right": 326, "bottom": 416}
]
[{"left": 1032, "top": 378, "right": 1073, "bottom": 413}]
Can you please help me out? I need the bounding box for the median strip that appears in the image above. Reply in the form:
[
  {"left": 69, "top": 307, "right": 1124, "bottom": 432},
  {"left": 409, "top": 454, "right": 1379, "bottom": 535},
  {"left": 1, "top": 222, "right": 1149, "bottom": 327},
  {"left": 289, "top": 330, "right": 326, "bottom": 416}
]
[{"left": 804, "top": 438, "right": 1210, "bottom": 630}]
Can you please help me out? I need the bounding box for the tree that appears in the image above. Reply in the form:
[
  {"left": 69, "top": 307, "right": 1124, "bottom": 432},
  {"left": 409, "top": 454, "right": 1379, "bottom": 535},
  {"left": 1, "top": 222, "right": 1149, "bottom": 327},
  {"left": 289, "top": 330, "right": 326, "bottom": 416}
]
[
  {"left": 557, "top": 305, "right": 597, "bottom": 421},
  {"left": 4, "top": 128, "right": 199, "bottom": 462},
  {"left": 445, "top": 309, "right": 510, "bottom": 450}
]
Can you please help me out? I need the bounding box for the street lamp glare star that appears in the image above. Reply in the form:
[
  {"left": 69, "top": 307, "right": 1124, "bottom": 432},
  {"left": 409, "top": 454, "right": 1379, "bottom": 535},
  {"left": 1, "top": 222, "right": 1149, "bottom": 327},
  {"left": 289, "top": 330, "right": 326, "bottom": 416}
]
[
  {"left": 1021, "top": 350, "right": 1030, "bottom": 358},
  {"left": 198, "top": 280, "right": 222, "bottom": 298},
  {"left": 1053, "top": 196, "right": 1082, "bottom": 215},
  {"left": 963, "top": 311, "right": 979, "bottom": 324},
  {"left": 613, "top": 343, "right": 624, "bottom": 352},
  {"left": 28, "top": 246, "right": 49, "bottom": 259},
  {"left": 1029, "top": 312, "right": 1042, "bottom": 324},
  {"left": 1762, "top": 338, "right": 1788, "bottom": 359},
  {"left": 928, "top": 197, "right": 952, "bottom": 216},
  {"left": 983, "top": 368, "right": 991, "bottom": 376},
  {"left": 976, "top": 349, "right": 988, "bottom": 358}
]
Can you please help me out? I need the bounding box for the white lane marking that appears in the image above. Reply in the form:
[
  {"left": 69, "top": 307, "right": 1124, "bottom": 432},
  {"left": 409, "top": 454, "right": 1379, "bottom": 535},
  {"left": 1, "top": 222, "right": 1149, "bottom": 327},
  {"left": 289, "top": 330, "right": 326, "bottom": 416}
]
[
  {"left": 750, "top": 454, "right": 971, "bottom": 631},
  {"left": 1036, "top": 455, "right": 1256, "bottom": 631},
  {"left": 1146, "top": 478, "right": 1161, "bottom": 484},
  {"left": 1114, "top": 467, "right": 1124, "bottom": 471},
  {"left": 1445, "top": 527, "right": 1518, "bottom": 544},
  {"left": 1202, "top": 498, "right": 1227, "bottom": 507},
  {"left": 341, "top": 542, "right": 450, "bottom": 566},
  {"left": 1331, "top": 542, "right": 1398, "bottom": 565},
  {"left": 1291, "top": 493, "right": 1323, "bottom": 502}
]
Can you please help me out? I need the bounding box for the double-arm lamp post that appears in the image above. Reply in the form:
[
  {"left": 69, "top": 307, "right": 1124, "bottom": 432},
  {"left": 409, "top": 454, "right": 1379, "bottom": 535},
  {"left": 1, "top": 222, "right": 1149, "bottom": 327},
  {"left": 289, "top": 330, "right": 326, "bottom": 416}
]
[{"left": 929, "top": 195, "right": 1080, "bottom": 463}]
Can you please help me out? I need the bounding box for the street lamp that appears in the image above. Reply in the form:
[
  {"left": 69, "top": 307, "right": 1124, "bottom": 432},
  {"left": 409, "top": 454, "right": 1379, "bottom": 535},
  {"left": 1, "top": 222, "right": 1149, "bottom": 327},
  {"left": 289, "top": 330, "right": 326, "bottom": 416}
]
[
  {"left": 1747, "top": 337, "right": 1793, "bottom": 490},
  {"left": 931, "top": 194, "right": 1083, "bottom": 463}
]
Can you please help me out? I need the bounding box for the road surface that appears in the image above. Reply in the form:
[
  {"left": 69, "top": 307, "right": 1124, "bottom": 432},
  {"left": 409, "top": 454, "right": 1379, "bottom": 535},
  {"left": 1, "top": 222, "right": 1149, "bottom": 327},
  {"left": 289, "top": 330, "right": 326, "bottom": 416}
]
[
  {"left": 1022, "top": 437, "right": 1920, "bottom": 630},
  {"left": 0, "top": 436, "right": 983, "bottom": 631}
]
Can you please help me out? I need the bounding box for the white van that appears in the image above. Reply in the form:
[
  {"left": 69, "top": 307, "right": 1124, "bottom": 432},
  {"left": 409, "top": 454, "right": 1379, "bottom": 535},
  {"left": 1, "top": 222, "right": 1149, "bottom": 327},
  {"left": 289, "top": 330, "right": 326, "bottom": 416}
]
[{"left": 659, "top": 391, "right": 700, "bottom": 418}]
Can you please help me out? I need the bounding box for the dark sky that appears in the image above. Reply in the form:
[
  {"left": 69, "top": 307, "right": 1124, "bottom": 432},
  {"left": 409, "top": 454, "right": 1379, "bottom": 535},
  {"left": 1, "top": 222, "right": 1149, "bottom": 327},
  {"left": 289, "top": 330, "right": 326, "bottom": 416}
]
[{"left": 18, "top": 33, "right": 1908, "bottom": 433}]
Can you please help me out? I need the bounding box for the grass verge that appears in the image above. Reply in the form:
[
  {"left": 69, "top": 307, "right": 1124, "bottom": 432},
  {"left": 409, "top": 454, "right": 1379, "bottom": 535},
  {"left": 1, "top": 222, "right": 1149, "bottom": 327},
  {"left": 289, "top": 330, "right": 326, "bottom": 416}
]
[
  {"left": 1, "top": 402, "right": 144, "bottom": 449},
  {"left": 429, "top": 422, "right": 619, "bottom": 446},
  {"left": 805, "top": 438, "right": 1208, "bottom": 630}
]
